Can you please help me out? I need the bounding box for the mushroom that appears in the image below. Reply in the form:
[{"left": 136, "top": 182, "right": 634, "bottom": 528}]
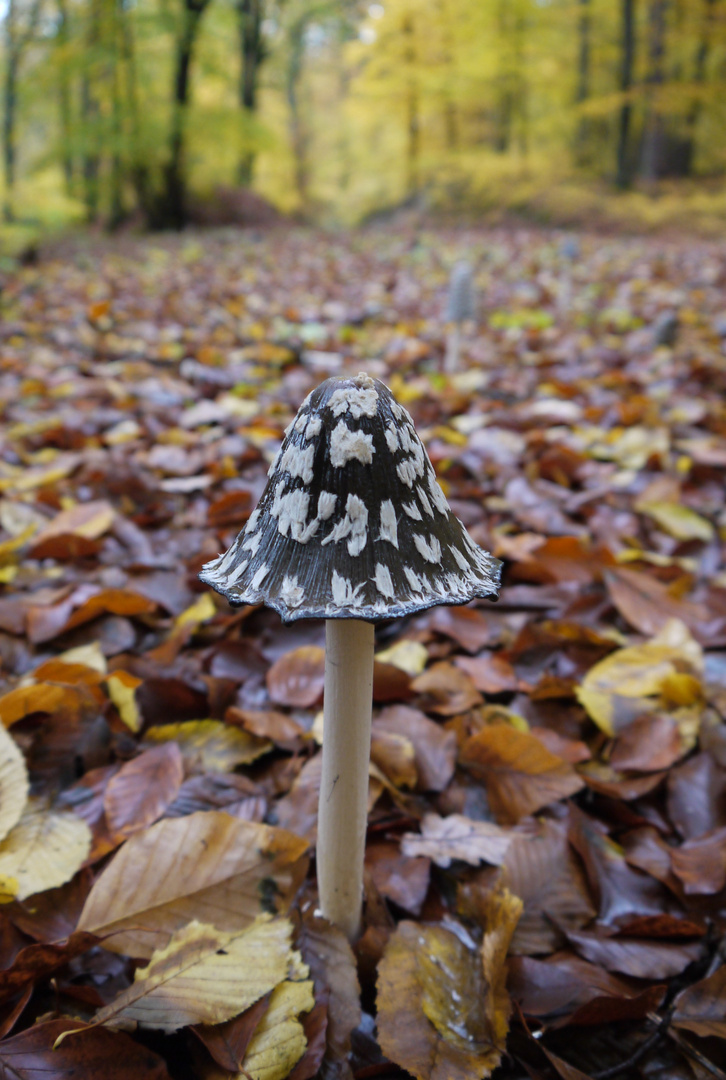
[
  {"left": 445, "top": 260, "right": 476, "bottom": 374},
  {"left": 200, "top": 372, "right": 501, "bottom": 940}
]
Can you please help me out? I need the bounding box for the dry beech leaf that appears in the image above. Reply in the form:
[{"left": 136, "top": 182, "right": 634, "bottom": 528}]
[
  {"left": 496, "top": 819, "right": 595, "bottom": 955},
  {"left": 401, "top": 813, "right": 515, "bottom": 868},
  {"left": 373, "top": 705, "right": 458, "bottom": 792},
  {"left": 370, "top": 728, "right": 417, "bottom": 789},
  {"left": 565, "top": 928, "right": 703, "bottom": 980},
  {"left": 411, "top": 662, "right": 483, "bottom": 716},
  {"left": 266, "top": 647, "right": 325, "bottom": 707},
  {"left": 143, "top": 719, "right": 272, "bottom": 773},
  {"left": 604, "top": 567, "right": 709, "bottom": 639},
  {"left": 0, "top": 930, "right": 99, "bottom": 1005},
  {"left": 30, "top": 500, "right": 116, "bottom": 544},
  {"left": 0, "top": 798, "right": 91, "bottom": 902},
  {"left": 375, "top": 639, "right": 429, "bottom": 676},
  {"left": 94, "top": 916, "right": 301, "bottom": 1033},
  {"left": 672, "top": 965, "right": 726, "bottom": 1038},
  {"left": 638, "top": 501, "right": 714, "bottom": 542},
  {"left": 0, "top": 726, "right": 29, "bottom": 843},
  {"left": 78, "top": 810, "right": 308, "bottom": 958},
  {"left": 300, "top": 913, "right": 361, "bottom": 1074},
  {"left": 461, "top": 724, "right": 584, "bottom": 824},
  {"left": 0, "top": 1018, "right": 171, "bottom": 1079},
  {"left": 104, "top": 744, "right": 185, "bottom": 840},
  {"left": 366, "top": 841, "right": 431, "bottom": 915},
  {"left": 576, "top": 618, "right": 703, "bottom": 737},
  {"left": 670, "top": 828, "right": 726, "bottom": 895},
  {"left": 377, "top": 886, "right": 521, "bottom": 1080}
]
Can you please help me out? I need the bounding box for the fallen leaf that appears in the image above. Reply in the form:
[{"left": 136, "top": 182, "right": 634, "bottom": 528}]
[
  {"left": 299, "top": 912, "right": 361, "bottom": 1075},
  {"left": 267, "top": 647, "right": 325, "bottom": 707},
  {"left": 106, "top": 671, "right": 144, "bottom": 733},
  {"left": 366, "top": 841, "right": 431, "bottom": 914},
  {"left": 377, "top": 920, "right": 503, "bottom": 1080},
  {"left": 672, "top": 965, "right": 726, "bottom": 1038},
  {"left": 0, "top": 799, "right": 91, "bottom": 902},
  {"left": 78, "top": 811, "right": 308, "bottom": 957},
  {"left": 376, "top": 639, "right": 429, "bottom": 676},
  {"left": 461, "top": 724, "right": 584, "bottom": 823},
  {"left": 566, "top": 928, "right": 703, "bottom": 979},
  {"left": 103, "top": 745, "right": 185, "bottom": 840},
  {"left": 638, "top": 501, "right": 714, "bottom": 541},
  {"left": 194, "top": 994, "right": 272, "bottom": 1072},
  {"left": 401, "top": 813, "right": 514, "bottom": 868},
  {"left": 576, "top": 618, "right": 703, "bottom": 736},
  {"left": 0, "top": 684, "right": 68, "bottom": 728},
  {"left": 454, "top": 653, "right": 520, "bottom": 694},
  {"left": 0, "top": 930, "right": 99, "bottom": 1005},
  {"left": 94, "top": 916, "right": 302, "bottom": 1033},
  {"left": 237, "top": 978, "right": 315, "bottom": 1080},
  {"left": 0, "top": 727, "right": 28, "bottom": 843},
  {"left": 670, "top": 828, "right": 726, "bottom": 895},
  {"left": 411, "top": 662, "right": 483, "bottom": 716},
  {"left": 143, "top": 720, "right": 272, "bottom": 772},
  {"left": 610, "top": 714, "right": 684, "bottom": 772},
  {"left": 30, "top": 500, "right": 116, "bottom": 546},
  {"left": 0, "top": 1018, "right": 171, "bottom": 1078},
  {"left": 604, "top": 567, "right": 709, "bottom": 638},
  {"left": 373, "top": 705, "right": 458, "bottom": 792}
]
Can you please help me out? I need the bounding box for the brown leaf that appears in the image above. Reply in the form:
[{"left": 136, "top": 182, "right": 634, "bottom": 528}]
[
  {"left": 411, "top": 662, "right": 483, "bottom": 716},
  {"left": 194, "top": 993, "right": 272, "bottom": 1071},
  {"left": 299, "top": 912, "right": 361, "bottom": 1074},
  {"left": 427, "top": 606, "right": 494, "bottom": 652},
  {"left": 667, "top": 752, "right": 726, "bottom": 840},
  {"left": 565, "top": 928, "right": 703, "bottom": 979},
  {"left": 227, "top": 706, "right": 306, "bottom": 750},
  {"left": 0, "top": 931, "right": 98, "bottom": 1005},
  {"left": 475, "top": 819, "right": 595, "bottom": 955},
  {"left": 27, "top": 588, "right": 156, "bottom": 645},
  {"left": 374, "top": 705, "right": 457, "bottom": 792},
  {"left": 461, "top": 724, "right": 584, "bottom": 823},
  {"left": 377, "top": 920, "right": 503, "bottom": 1080},
  {"left": 78, "top": 811, "right": 308, "bottom": 958},
  {"left": 103, "top": 744, "right": 184, "bottom": 840},
  {"left": 366, "top": 841, "right": 430, "bottom": 915},
  {"left": 454, "top": 653, "right": 520, "bottom": 694},
  {"left": 604, "top": 567, "right": 710, "bottom": 638},
  {"left": 370, "top": 729, "right": 417, "bottom": 789},
  {"left": 610, "top": 714, "right": 684, "bottom": 772},
  {"left": 266, "top": 646, "right": 325, "bottom": 707},
  {"left": 0, "top": 1018, "right": 171, "bottom": 1079},
  {"left": 670, "top": 828, "right": 726, "bottom": 895},
  {"left": 672, "top": 966, "right": 726, "bottom": 1039},
  {"left": 0, "top": 684, "right": 68, "bottom": 728}
]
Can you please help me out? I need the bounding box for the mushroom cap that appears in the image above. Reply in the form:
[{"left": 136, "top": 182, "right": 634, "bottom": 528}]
[{"left": 200, "top": 373, "right": 501, "bottom": 622}]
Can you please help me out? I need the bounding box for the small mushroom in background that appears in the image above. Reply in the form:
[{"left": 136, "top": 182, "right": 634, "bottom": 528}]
[
  {"left": 200, "top": 372, "right": 501, "bottom": 941},
  {"left": 444, "top": 260, "right": 476, "bottom": 374},
  {"left": 652, "top": 310, "right": 679, "bottom": 348}
]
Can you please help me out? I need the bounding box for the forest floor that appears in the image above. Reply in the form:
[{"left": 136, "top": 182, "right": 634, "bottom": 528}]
[{"left": 0, "top": 223, "right": 725, "bottom": 1080}]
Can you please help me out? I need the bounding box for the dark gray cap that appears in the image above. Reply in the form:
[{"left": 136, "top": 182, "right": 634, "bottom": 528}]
[{"left": 200, "top": 373, "right": 501, "bottom": 622}]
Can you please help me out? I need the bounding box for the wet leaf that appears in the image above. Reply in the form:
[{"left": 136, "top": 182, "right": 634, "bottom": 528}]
[
  {"left": 672, "top": 966, "right": 726, "bottom": 1038},
  {"left": 267, "top": 647, "right": 325, "bottom": 708},
  {"left": 0, "top": 1018, "right": 171, "bottom": 1078}
]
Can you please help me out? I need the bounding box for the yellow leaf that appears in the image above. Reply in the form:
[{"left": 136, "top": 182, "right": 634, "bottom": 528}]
[
  {"left": 173, "top": 593, "right": 217, "bottom": 633},
  {"left": 0, "top": 726, "right": 28, "bottom": 843},
  {"left": 639, "top": 501, "right": 714, "bottom": 542},
  {"left": 78, "top": 811, "right": 309, "bottom": 958},
  {"left": 106, "top": 672, "right": 144, "bottom": 733},
  {"left": 95, "top": 916, "right": 302, "bottom": 1033},
  {"left": 0, "top": 798, "right": 91, "bottom": 900},
  {"left": 0, "top": 684, "right": 68, "bottom": 728},
  {"left": 0, "top": 525, "right": 37, "bottom": 564},
  {"left": 480, "top": 885, "right": 523, "bottom": 1053},
  {"left": 239, "top": 979, "right": 315, "bottom": 1080},
  {"left": 375, "top": 639, "right": 428, "bottom": 677},
  {"left": 143, "top": 720, "right": 272, "bottom": 772},
  {"left": 576, "top": 619, "right": 703, "bottom": 737},
  {"left": 59, "top": 642, "right": 108, "bottom": 674},
  {"left": 32, "top": 500, "right": 116, "bottom": 543}
]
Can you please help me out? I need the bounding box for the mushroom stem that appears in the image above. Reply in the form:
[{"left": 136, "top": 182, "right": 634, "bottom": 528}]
[
  {"left": 317, "top": 617, "right": 375, "bottom": 941},
  {"left": 445, "top": 322, "right": 461, "bottom": 373}
]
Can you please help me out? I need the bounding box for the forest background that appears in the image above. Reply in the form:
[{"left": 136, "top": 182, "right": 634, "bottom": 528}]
[{"left": 2, "top": 0, "right": 726, "bottom": 244}]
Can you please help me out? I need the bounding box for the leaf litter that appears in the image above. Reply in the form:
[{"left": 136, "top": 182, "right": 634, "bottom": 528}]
[{"left": 0, "top": 225, "right": 724, "bottom": 1078}]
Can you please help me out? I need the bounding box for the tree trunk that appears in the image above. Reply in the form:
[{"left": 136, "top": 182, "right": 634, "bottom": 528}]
[
  {"left": 163, "top": 0, "right": 210, "bottom": 229},
  {"left": 435, "top": 0, "right": 459, "bottom": 152},
  {"left": 495, "top": 0, "right": 513, "bottom": 152},
  {"left": 402, "top": 13, "right": 419, "bottom": 195},
  {"left": 3, "top": 0, "right": 42, "bottom": 222},
  {"left": 640, "top": 0, "right": 667, "bottom": 183},
  {"left": 574, "top": 0, "right": 591, "bottom": 164},
  {"left": 56, "top": 0, "right": 75, "bottom": 197},
  {"left": 286, "top": 16, "right": 308, "bottom": 211},
  {"left": 616, "top": 0, "right": 636, "bottom": 188},
  {"left": 81, "top": 0, "right": 102, "bottom": 224},
  {"left": 236, "top": 0, "right": 264, "bottom": 185},
  {"left": 681, "top": 0, "right": 717, "bottom": 175}
]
